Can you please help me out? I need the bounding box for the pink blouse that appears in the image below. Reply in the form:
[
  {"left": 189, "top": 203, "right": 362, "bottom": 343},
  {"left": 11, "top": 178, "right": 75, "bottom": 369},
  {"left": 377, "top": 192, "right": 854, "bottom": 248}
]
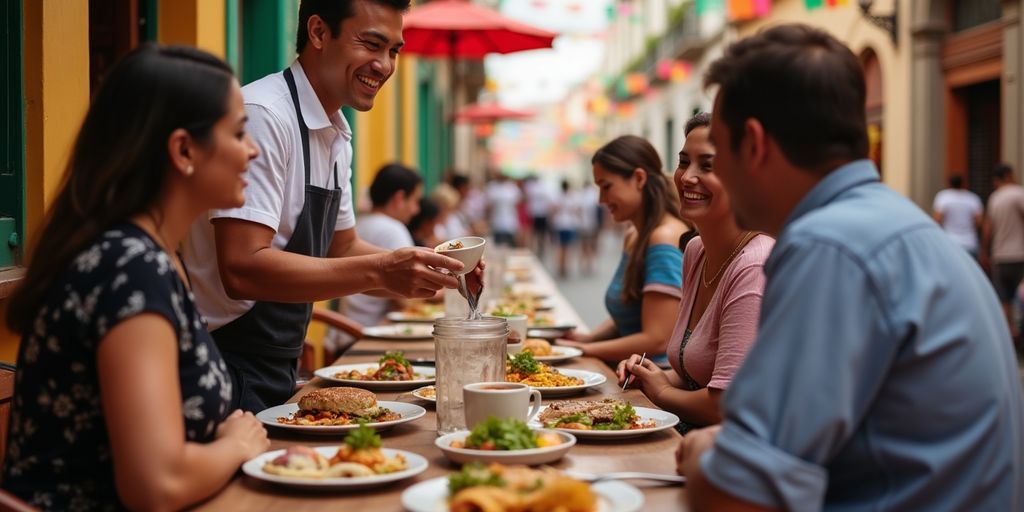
[{"left": 665, "top": 234, "right": 773, "bottom": 390}]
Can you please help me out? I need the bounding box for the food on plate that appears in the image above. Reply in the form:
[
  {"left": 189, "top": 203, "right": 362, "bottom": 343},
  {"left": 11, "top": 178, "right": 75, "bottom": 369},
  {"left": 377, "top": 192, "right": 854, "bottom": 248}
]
[
  {"left": 262, "top": 424, "right": 407, "bottom": 479},
  {"left": 449, "top": 417, "right": 563, "bottom": 451},
  {"left": 437, "top": 240, "right": 465, "bottom": 251},
  {"left": 413, "top": 385, "right": 436, "bottom": 399},
  {"left": 521, "top": 338, "right": 554, "bottom": 357},
  {"left": 538, "top": 399, "right": 656, "bottom": 431},
  {"left": 276, "top": 387, "right": 401, "bottom": 426},
  {"left": 506, "top": 352, "right": 583, "bottom": 388},
  {"left": 448, "top": 463, "right": 596, "bottom": 512},
  {"left": 336, "top": 351, "right": 422, "bottom": 381},
  {"left": 261, "top": 445, "right": 331, "bottom": 478}
]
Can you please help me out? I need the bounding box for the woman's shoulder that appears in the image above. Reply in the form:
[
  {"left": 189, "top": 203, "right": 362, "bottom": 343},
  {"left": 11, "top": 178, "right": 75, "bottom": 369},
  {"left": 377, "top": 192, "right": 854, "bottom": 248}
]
[
  {"left": 734, "top": 234, "right": 774, "bottom": 267},
  {"left": 648, "top": 218, "right": 689, "bottom": 248}
]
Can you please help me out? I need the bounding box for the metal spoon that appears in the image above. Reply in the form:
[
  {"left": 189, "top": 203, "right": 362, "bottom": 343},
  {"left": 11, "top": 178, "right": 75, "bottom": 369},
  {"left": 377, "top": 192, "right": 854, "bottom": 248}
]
[{"left": 561, "top": 469, "right": 686, "bottom": 485}]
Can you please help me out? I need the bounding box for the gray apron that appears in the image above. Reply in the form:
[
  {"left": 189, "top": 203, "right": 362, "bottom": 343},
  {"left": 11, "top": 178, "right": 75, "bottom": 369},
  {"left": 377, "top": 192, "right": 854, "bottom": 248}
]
[{"left": 213, "top": 68, "right": 342, "bottom": 412}]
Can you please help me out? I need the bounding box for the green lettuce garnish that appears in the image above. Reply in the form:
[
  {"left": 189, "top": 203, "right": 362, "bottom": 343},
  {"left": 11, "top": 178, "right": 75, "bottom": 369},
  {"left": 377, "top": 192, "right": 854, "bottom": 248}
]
[
  {"left": 448, "top": 463, "right": 505, "bottom": 495},
  {"left": 465, "top": 416, "right": 538, "bottom": 451}
]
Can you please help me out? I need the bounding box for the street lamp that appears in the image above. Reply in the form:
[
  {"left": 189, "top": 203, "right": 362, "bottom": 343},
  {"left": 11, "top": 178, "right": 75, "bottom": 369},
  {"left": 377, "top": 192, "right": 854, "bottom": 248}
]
[{"left": 858, "top": 0, "right": 898, "bottom": 45}]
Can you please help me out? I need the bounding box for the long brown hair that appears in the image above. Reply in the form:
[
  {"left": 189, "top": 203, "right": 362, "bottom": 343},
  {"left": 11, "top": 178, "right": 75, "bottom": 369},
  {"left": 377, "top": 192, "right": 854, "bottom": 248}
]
[
  {"left": 6, "top": 45, "right": 234, "bottom": 334},
  {"left": 592, "top": 135, "right": 682, "bottom": 303}
]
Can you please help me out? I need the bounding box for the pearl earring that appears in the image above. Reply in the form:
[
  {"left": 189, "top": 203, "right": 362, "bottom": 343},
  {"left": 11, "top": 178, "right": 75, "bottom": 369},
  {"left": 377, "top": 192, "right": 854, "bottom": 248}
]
[{"left": 184, "top": 165, "right": 194, "bottom": 176}]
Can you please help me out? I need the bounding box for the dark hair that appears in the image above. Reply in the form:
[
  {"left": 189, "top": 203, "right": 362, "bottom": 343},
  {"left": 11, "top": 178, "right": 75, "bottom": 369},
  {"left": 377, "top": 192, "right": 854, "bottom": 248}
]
[
  {"left": 684, "top": 112, "right": 711, "bottom": 136},
  {"left": 369, "top": 163, "right": 422, "bottom": 207},
  {"left": 994, "top": 163, "right": 1014, "bottom": 180},
  {"left": 450, "top": 174, "right": 470, "bottom": 191},
  {"left": 297, "top": 0, "right": 412, "bottom": 53},
  {"left": 705, "top": 23, "right": 868, "bottom": 173},
  {"left": 7, "top": 45, "right": 234, "bottom": 333},
  {"left": 408, "top": 198, "right": 440, "bottom": 242},
  {"left": 949, "top": 175, "right": 964, "bottom": 189},
  {"left": 592, "top": 135, "right": 682, "bottom": 303}
]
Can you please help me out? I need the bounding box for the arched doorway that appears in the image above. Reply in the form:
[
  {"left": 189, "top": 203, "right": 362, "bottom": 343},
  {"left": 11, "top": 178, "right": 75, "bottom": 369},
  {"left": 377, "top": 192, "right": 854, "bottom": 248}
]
[{"left": 861, "top": 49, "right": 883, "bottom": 178}]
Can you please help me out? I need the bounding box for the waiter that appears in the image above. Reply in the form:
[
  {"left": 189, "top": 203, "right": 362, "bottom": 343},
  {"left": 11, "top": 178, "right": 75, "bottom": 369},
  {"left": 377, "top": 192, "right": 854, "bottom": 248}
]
[{"left": 185, "top": 0, "right": 465, "bottom": 411}]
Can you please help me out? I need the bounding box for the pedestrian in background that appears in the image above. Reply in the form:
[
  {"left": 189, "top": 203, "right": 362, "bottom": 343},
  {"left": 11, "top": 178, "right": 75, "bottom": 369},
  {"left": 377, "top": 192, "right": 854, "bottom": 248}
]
[
  {"left": 550, "top": 179, "right": 582, "bottom": 278},
  {"left": 932, "top": 174, "right": 982, "bottom": 258},
  {"left": 982, "top": 163, "right": 1024, "bottom": 343}
]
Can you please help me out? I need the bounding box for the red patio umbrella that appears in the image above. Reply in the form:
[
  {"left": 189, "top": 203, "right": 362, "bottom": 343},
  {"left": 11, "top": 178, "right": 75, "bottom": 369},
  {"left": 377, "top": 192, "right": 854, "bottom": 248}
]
[
  {"left": 401, "top": 0, "right": 557, "bottom": 59},
  {"left": 454, "top": 102, "right": 533, "bottom": 123}
]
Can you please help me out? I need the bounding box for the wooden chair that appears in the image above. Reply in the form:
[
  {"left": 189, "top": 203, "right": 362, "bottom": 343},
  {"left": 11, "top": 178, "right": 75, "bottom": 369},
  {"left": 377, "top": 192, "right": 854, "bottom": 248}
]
[{"left": 299, "top": 308, "right": 364, "bottom": 375}]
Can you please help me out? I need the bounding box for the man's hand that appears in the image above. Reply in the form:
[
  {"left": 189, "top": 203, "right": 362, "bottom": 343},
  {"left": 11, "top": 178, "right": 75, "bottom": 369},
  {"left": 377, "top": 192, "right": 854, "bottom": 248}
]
[
  {"left": 677, "top": 425, "right": 721, "bottom": 476},
  {"left": 378, "top": 247, "right": 463, "bottom": 298}
]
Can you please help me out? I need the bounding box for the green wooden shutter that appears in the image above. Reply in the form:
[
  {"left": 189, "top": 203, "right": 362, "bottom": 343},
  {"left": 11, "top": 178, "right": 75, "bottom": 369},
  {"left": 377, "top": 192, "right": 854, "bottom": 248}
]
[{"left": 0, "top": 0, "right": 24, "bottom": 267}]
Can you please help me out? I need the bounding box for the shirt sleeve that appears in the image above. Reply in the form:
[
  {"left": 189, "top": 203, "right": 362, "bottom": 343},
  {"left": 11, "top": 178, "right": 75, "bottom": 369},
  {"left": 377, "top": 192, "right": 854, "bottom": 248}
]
[
  {"left": 642, "top": 244, "right": 683, "bottom": 298},
  {"left": 702, "top": 237, "right": 898, "bottom": 511},
  {"left": 707, "top": 262, "right": 765, "bottom": 390},
  {"left": 208, "top": 103, "right": 290, "bottom": 230},
  {"left": 94, "top": 243, "right": 180, "bottom": 342}
]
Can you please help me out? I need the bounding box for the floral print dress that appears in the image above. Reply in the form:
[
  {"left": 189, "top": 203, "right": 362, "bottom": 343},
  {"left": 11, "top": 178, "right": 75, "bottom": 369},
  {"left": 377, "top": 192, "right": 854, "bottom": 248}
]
[{"left": 2, "top": 224, "right": 232, "bottom": 511}]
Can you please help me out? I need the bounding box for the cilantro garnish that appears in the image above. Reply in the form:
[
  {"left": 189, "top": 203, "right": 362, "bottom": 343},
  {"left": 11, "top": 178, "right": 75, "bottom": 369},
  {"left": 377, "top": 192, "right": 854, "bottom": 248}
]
[{"left": 343, "top": 422, "right": 382, "bottom": 450}]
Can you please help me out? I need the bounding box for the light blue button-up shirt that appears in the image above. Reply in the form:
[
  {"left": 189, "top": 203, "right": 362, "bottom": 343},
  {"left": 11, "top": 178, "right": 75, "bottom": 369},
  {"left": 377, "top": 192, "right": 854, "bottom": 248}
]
[{"left": 703, "top": 160, "right": 1024, "bottom": 511}]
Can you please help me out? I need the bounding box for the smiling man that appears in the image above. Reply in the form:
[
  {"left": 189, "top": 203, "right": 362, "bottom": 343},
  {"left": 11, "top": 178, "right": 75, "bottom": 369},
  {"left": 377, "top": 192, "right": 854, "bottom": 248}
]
[
  {"left": 184, "top": 0, "right": 466, "bottom": 412},
  {"left": 676, "top": 24, "right": 1024, "bottom": 511}
]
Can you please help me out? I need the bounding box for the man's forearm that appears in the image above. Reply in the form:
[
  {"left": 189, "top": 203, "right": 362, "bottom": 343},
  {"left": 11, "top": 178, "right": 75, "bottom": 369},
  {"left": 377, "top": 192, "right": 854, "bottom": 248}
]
[{"left": 220, "top": 248, "right": 385, "bottom": 303}]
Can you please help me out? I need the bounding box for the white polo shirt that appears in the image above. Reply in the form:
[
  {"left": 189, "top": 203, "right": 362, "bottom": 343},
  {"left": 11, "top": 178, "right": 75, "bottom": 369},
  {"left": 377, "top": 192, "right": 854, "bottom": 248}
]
[{"left": 185, "top": 61, "right": 357, "bottom": 330}]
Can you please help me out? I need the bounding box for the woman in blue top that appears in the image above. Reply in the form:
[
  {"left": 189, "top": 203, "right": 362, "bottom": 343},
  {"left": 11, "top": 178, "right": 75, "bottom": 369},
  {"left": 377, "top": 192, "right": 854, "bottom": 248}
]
[{"left": 559, "top": 136, "right": 690, "bottom": 363}]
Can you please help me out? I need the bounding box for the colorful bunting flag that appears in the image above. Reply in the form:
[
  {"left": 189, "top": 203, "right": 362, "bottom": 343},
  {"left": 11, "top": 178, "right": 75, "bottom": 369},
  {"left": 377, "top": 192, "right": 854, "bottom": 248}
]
[
  {"left": 729, "top": 0, "right": 773, "bottom": 20},
  {"left": 696, "top": 0, "right": 726, "bottom": 16}
]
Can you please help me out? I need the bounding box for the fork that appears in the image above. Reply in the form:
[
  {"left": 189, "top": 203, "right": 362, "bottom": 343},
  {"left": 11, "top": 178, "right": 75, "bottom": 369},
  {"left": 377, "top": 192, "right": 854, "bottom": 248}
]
[{"left": 561, "top": 469, "right": 686, "bottom": 485}]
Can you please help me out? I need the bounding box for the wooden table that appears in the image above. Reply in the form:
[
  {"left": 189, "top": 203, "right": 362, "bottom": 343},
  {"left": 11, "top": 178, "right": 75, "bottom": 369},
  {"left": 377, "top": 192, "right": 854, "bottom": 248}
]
[{"left": 196, "top": 252, "right": 688, "bottom": 511}]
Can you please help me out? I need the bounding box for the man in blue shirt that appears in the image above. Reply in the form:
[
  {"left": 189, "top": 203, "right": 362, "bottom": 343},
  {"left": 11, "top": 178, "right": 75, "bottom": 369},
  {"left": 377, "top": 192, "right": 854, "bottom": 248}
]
[{"left": 674, "top": 24, "right": 1024, "bottom": 511}]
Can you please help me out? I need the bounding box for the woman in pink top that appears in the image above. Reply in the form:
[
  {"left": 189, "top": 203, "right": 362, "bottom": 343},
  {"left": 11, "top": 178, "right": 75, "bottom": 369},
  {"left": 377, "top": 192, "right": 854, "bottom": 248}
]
[{"left": 616, "top": 113, "right": 773, "bottom": 431}]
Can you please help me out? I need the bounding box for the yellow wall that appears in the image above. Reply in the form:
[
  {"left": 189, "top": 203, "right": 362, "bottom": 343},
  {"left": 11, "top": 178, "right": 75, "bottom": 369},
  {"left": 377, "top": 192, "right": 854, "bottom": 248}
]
[
  {"left": 2, "top": 0, "right": 93, "bottom": 362},
  {"left": 159, "top": 0, "right": 226, "bottom": 57},
  {"left": 399, "top": 57, "right": 419, "bottom": 169},
  {"left": 355, "top": 71, "right": 400, "bottom": 195},
  {"left": 736, "top": 0, "right": 910, "bottom": 196}
]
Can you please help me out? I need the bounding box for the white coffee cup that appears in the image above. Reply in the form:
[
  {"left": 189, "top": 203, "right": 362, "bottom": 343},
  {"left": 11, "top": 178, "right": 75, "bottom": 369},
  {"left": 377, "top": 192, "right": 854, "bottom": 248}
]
[{"left": 463, "top": 382, "right": 543, "bottom": 428}]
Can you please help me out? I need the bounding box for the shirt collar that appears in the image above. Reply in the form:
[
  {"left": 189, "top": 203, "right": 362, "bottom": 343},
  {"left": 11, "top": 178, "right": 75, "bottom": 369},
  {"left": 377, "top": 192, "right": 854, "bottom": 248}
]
[
  {"left": 288, "top": 61, "right": 351, "bottom": 139},
  {"left": 780, "top": 159, "right": 881, "bottom": 233}
]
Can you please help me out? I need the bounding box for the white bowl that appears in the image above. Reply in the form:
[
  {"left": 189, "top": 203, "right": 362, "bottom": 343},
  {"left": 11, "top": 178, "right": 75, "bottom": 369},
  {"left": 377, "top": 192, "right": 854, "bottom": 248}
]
[
  {"left": 435, "top": 429, "right": 576, "bottom": 466},
  {"left": 434, "top": 236, "right": 486, "bottom": 276}
]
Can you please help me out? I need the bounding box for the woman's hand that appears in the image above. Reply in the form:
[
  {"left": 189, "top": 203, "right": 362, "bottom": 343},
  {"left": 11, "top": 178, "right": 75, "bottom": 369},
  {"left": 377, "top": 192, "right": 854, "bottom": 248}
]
[
  {"left": 617, "top": 355, "right": 673, "bottom": 402},
  {"left": 554, "top": 338, "right": 589, "bottom": 355},
  {"left": 216, "top": 410, "right": 270, "bottom": 460}
]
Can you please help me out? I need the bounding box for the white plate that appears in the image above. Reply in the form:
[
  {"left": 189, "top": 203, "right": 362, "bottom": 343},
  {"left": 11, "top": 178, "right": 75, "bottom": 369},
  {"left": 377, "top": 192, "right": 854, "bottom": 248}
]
[
  {"left": 363, "top": 324, "right": 435, "bottom": 340},
  {"left": 257, "top": 401, "right": 426, "bottom": 434},
  {"left": 519, "top": 346, "right": 583, "bottom": 364},
  {"left": 243, "top": 446, "right": 427, "bottom": 490},
  {"left": 401, "top": 476, "right": 644, "bottom": 512},
  {"left": 411, "top": 385, "right": 436, "bottom": 402},
  {"left": 527, "top": 320, "right": 576, "bottom": 331},
  {"left": 435, "top": 429, "right": 575, "bottom": 466},
  {"left": 530, "top": 405, "right": 680, "bottom": 439},
  {"left": 386, "top": 311, "right": 443, "bottom": 323},
  {"left": 518, "top": 368, "right": 607, "bottom": 397},
  {"left": 315, "top": 364, "right": 436, "bottom": 390}
]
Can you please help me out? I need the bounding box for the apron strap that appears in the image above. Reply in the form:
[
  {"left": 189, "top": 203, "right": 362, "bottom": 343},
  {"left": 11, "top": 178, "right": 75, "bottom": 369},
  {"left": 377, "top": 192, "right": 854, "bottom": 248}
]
[{"left": 283, "top": 68, "right": 312, "bottom": 186}]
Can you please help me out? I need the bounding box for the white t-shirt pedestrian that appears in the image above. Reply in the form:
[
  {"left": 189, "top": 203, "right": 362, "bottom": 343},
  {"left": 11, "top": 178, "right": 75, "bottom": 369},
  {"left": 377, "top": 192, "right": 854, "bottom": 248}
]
[
  {"left": 524, "top": 179, "right": 554, "bottom": 219},
  {"left": 184, "top": 61, "right": 356, "bottom": 330},
  {"left": 342, "top": 213, "right": 415, "bottom": 327},
  {"left": 551, "top": 190, "right": 583, "bottom": 232},
  {"left": 933, "top": 188, "right": 983, "bottom": 252},
  {"left": 486, "top": 181, "right": 521, "bottom": 234}
]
